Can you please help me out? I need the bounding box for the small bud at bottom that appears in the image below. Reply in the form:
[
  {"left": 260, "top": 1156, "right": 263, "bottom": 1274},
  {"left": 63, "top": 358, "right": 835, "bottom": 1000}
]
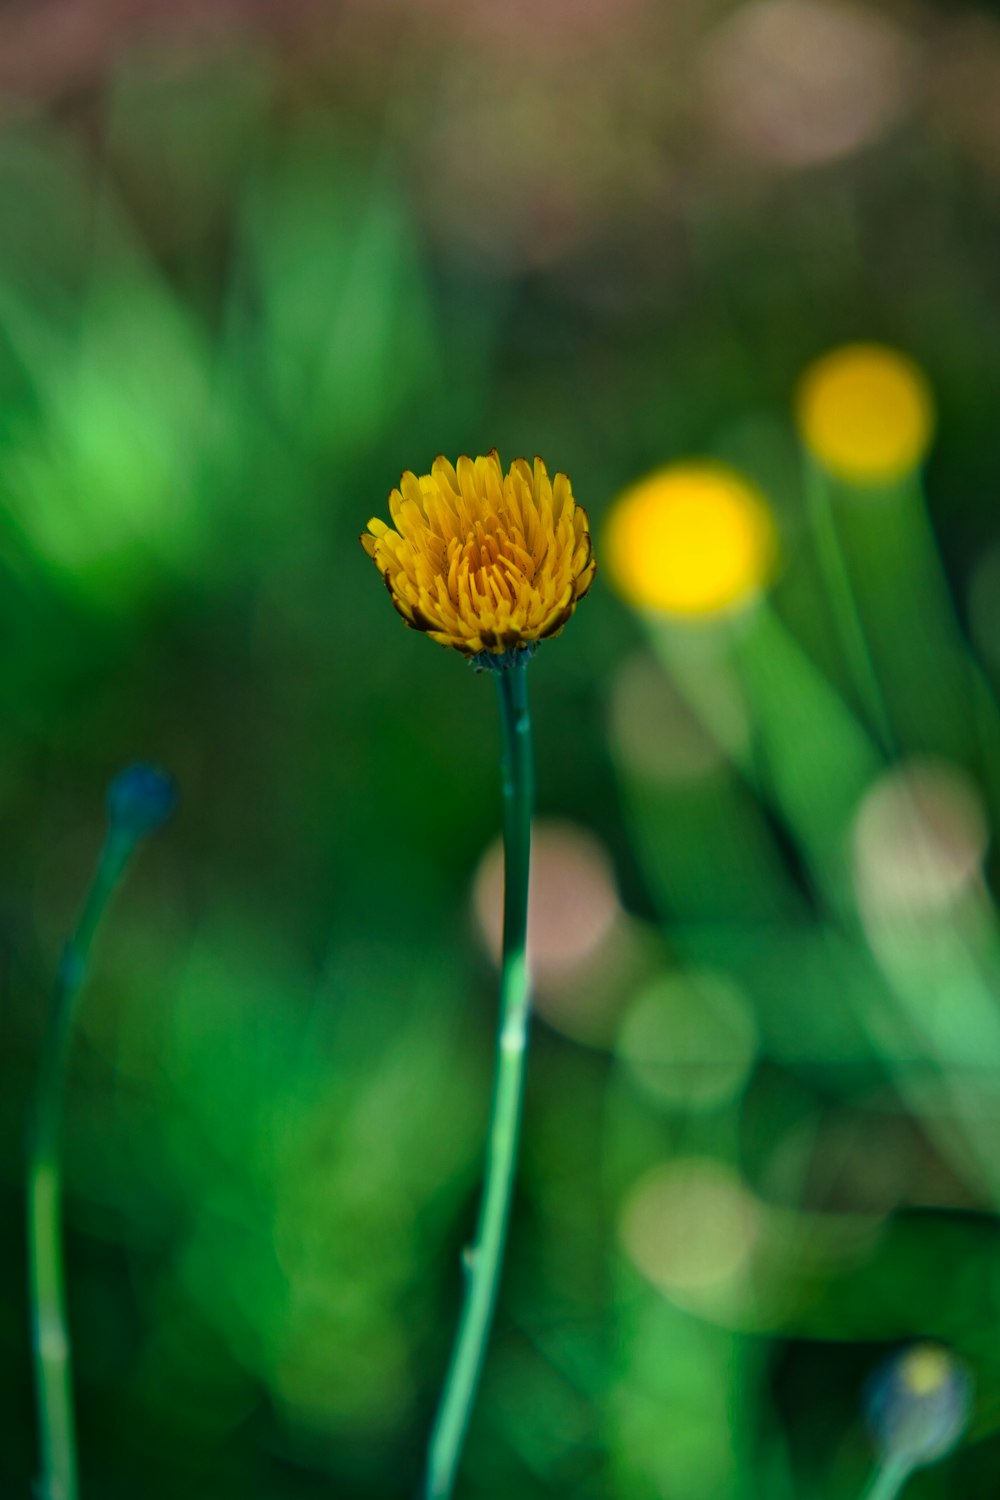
[
  {"left": 107, "top": 764, "right": 178, "bottom": 837},
  {"left": 865, "top": 1342, "right": 972, "bottom": 1468}
]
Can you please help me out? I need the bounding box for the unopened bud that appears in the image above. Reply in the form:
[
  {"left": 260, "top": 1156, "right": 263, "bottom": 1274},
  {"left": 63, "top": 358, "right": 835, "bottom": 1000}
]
[
  {"left": 107, "top": 764, "right": 177, "bottom": 839},
  {"left": 865, "top": 1342, "right": 972, "bottom": 1468}
]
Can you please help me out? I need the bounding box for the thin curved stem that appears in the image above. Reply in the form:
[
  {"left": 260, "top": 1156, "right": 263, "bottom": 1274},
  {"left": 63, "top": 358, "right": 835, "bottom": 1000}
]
[
  {"left": 803, "top": 456, "right": 897, "bottom": 759},
  {"left": 28, "top": 830, "right": 135, "bottom": 1500},
  {"left": 859, "top": 1454, "right": 914, "bottom": 1500},
  {"left": 423, "top": 657, "right": 534, "bottom": 1500}
]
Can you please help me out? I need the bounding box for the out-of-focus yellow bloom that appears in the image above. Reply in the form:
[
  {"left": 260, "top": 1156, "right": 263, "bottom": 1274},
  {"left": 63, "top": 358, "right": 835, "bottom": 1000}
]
[
  {"left": 361, "top": 452, "right": 595, "bottom": 658},
  {"left": 866, "top": 1342, "right": 972, "bottom": 1469},
  {"left": 900, "top": 1347, "right": 954, "bottom": 1398},
  {"left": 796, "top": 343, "right": 935, "bottom": 482},
  {"left": 603, "top": 461, "right": 777, "bottom": 617}
]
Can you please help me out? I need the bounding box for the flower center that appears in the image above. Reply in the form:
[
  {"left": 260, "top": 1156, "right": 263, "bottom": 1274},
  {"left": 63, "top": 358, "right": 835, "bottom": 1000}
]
[{"left": 445, "top": 516, "right": 538, "bottom": 609}]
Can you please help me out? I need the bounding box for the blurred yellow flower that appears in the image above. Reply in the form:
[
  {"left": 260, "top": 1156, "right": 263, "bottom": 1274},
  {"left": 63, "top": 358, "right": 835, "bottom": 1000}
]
[
  {"left": 361, "top": 452, "right": 595, "bottom": 658},
  {"left": 900, "top": 1347, "right": 955, "bottom": 1398},
  {"left": 603, "top": 461, "right": 777, "bottom": 617},
  {"left": 796, "top": 343, "right": 935, "bottom": 482}
]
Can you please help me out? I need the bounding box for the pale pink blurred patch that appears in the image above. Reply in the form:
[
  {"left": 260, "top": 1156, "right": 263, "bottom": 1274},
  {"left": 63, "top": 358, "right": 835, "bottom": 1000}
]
[
  {"left": 472, "top": 820, "right": 636, "bottom": 1046},
  {"left": 473, "top": 814, "right": 622, "bottom": 965},
  {"left": 852, "top": 759, "right": 990, "bottom": 923},
  {"left": 700, "top": 0, "right": 920, "bottom": 169},
  {"left": 473, "top": 819, "right": 620, "bottom": 984}
]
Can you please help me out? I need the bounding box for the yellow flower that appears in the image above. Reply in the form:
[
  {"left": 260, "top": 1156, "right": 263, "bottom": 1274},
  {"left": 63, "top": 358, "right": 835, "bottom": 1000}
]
[
  {"left": 361, "top": 452, "right": 596, "bottom": 658},
  {"left": 899, "top": 1347, "right": 955, "bottom": 1398},
  {"left": 796, "top": 343, "right": 935, "bottom": 482},
  {"left": 603, "top": 461, "right": 777, "bottom": 618}
]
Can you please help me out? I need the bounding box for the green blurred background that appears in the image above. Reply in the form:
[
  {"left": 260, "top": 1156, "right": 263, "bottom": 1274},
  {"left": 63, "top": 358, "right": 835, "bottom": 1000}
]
[{"left": 5, "top": 1, "right": 1000, "bottom": 1495}]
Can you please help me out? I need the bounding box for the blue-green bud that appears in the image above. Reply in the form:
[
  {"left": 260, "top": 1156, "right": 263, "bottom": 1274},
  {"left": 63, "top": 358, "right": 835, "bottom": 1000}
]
[
  {"left": 865, "top": 1342, "right": 972, "bottom": 1468},
  {"left": 107, "top": 764, "right": 177, "bottom": 839}
]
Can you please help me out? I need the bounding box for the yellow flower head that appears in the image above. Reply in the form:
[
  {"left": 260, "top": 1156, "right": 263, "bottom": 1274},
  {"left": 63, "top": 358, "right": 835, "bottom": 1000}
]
[
  {"left": 361, "top": 452, "right": 596, "bottom": 659},
  {"left": 603, "top": 461, "right": 777, "bottom": 618},
  {"left": 796, "top": 343, "right": 935, "bottom": 483},
  {"left": 899, "top": 1347, "right": 954, "bottom": 1398}
]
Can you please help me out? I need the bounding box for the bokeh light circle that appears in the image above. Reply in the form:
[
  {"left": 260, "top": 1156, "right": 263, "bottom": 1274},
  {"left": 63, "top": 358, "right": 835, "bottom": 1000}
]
[
  {"left": 852, "top": 758, "right": 989, "bottom": 922},
  {"left": 608, "top": 650, "right": 732, "bottom": 782},
  {"left": 617, "top": 970, "right": 758, "bottom": 1110},
  {"left": 619, "top": 1158, "right": 760, "bottom": 1298},
  {"left": 603, "top": 461, "right": 778, "bottom": 618},
  {"left": 472, "top": 819, "right": 620, "bottom": 988},
  {"left": 796, "top": 343, "right": 935, "bottom": 483},
  {"left": 701, "top": 0, "right": 918, "bottom": 170}
]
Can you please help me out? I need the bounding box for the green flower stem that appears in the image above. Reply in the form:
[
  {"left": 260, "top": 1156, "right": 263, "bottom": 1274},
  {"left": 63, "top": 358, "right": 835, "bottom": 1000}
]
[
  {"left": 803, "top": 456, "right": 897, "bottom": 758},
  {"left": 423, "top": 656, "right": 534, "bottom": 1500},
  {"left": 28, "top": 829, "right": 136, "bottom": 1500},
  {"left": 860, "top": 1454, "right": 914, "bottom": 1500}
]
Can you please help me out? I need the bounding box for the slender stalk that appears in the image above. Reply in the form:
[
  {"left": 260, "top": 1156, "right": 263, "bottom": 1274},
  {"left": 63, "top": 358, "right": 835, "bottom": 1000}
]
[
  {"left": 28, "top": 829, "right": 135, "bottom": 1500},
  {"left": 859, "top": 1454, "right": 914, "bottom": 1500},
  {"left": 423, "top": 656, "right": 534, "bottom": 1500},
  {"left": 803, "top": 457, "right": 897, "bottom": 759}
]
